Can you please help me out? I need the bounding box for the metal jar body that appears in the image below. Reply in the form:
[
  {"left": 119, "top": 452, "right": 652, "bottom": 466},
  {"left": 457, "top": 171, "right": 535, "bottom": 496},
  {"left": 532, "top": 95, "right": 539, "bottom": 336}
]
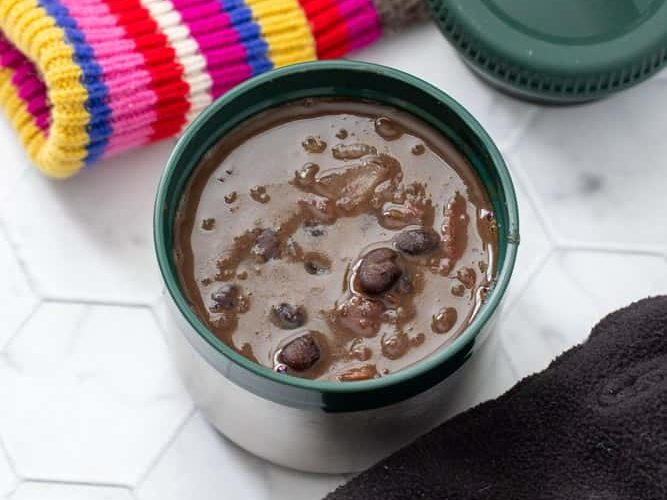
[
  {"left": 163, "top": 294, "right": 499, "bottom": 473},
  {"left": 154, "top": 61, "right": 519, "bottom": 473}
]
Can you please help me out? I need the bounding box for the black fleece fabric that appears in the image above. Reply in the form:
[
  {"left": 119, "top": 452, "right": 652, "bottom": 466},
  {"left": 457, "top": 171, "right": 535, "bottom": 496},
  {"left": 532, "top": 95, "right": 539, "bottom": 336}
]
[{"left": 325, "top": 296, "right": 667, "bottom": 500}]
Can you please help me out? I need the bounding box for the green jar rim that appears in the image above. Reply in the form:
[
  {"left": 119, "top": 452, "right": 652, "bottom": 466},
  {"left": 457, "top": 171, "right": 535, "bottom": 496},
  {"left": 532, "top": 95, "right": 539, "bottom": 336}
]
[{"left": 154, "top": 60, "right": 519, "bottom": 409}]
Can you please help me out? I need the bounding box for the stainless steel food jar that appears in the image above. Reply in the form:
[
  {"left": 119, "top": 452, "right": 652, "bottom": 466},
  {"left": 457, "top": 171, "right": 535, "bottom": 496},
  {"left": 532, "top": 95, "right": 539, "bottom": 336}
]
[{"left": 154, "top": 60, "right": 519, "bottom": 473}]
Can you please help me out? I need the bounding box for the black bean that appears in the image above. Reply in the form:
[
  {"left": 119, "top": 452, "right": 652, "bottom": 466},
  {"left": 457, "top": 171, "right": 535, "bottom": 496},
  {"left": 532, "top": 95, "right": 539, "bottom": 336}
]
[
  {"left": 278, "top": 334, "right": 321, "bottom": 371},
  {"left": 271, "top": 303, "right": 306, "bottom": 330},
  {"left": 336, "top": 296, "right": 384, "bottom": 337},
  {"left": 253, "top": 228, "right": 281, "bottom": 261},
  {"left": 394, "top": 228, "right": 440, "bottom": 255},
  {"left": 210, "top": 284, "right": 239, "bottom": 310},
  {"left": 303, "top": 220, "right": 326, "bottom": 237},
  {"left": 304, "top": 252, "right": 331, "bottom": 275},
  {"left": 358, "top": 248, "right": 402, "bottom": 295}
]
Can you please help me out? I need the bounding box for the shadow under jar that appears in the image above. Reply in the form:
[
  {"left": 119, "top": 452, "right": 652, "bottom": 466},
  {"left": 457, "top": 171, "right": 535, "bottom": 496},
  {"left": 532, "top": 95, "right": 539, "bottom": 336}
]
[{"left": 154, "top": 61, "right": 519, "bottom": 473}]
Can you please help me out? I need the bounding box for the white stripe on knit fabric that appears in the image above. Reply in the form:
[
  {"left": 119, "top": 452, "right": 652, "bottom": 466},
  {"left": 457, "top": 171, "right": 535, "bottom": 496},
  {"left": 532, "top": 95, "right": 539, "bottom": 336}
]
[{"left": 140, "top": 0, "right": 213, "bottom": 132}]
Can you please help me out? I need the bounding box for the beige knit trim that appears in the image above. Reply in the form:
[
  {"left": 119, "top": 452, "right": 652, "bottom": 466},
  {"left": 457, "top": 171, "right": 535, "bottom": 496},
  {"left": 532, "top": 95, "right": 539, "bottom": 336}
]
[{"left": 373, "top": 0, "right": 431, "bottom": 32}]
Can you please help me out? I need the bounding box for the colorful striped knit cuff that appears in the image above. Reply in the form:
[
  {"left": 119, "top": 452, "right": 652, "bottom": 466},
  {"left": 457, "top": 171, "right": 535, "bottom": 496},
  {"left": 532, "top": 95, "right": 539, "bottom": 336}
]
[{"left": 0, "top": 0, "right": 426, "bottom": 178}]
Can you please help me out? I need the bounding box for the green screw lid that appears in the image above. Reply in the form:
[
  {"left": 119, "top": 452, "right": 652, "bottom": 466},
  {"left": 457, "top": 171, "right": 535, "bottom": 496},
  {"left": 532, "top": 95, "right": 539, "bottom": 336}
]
[{"left": 427, "top": 0, "right": 667, "bottom": 102}]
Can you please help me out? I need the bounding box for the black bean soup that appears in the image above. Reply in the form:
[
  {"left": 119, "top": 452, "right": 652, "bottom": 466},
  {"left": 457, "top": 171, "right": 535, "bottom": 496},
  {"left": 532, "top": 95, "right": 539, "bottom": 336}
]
[{"left": 174, "top": 98, "right": 498, "bottom": 381}]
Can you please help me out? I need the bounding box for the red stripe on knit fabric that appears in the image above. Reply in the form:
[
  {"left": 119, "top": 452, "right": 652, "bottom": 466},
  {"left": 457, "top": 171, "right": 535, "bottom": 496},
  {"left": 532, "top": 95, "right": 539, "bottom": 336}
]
[
  {"left": 298, "top": 0, "right": 349, "bottom": 58},
  {"left": 102, "top": 0, "right": 189, "bottom": 141}
]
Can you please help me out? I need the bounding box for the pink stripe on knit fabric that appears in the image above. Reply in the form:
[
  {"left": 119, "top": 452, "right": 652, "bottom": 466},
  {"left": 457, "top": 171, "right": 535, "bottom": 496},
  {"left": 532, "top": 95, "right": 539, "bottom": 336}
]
[
  {"left": 13, "top": 67, "right": 49, "bottom": 131},
  {"left": 103, "top": 120, "right": 155, "bottom": 154},
  {"left": 102, "top": 106, "right": 161, "bottom": 156},
  {"left": 190, "top": 27, "right": 241, "bottom": 53},
  {"left": 59, "top": 0, "right": 157, "bottom": 155},
  {"left": 335, "top": 0, "right": 382, "bottom": 50},
  {"left": 104, "top": 134, "right": 152, "bottom": 156},
  {"left": 16, "top": 74, "right": 49, "bottom": 126},
  {"left": 205, "top": 45, "right": 251, "bottom": 69},
  {"left": 0, "top": 40, "right": 22, "bottom": 68},
  {"left": 346, "top": 12, "right": 382, "bottom": 50},
  {"left": 175, "top": 0, "right": 224, "bottom": 22},
  {"left": 210, "top": 64, "right": 252, "bottom": 98},
  {"left": 172, "top": 0, "right": 253, "bottom": 91},
  {"left": 0, "top": 35, "right": 50, "bottom": 131}
]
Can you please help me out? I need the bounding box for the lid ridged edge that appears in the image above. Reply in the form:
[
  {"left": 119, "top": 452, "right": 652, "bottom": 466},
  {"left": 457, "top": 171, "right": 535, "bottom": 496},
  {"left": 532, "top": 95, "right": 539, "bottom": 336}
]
[{"left": 427, "top": 0, "right": 667, "bottom": 101}]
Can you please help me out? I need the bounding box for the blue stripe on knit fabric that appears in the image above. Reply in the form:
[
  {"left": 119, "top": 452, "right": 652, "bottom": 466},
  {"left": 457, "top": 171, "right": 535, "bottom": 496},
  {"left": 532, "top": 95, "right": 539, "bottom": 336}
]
[
  {"left": 38, "top": 0, "right": 112, "bottom": 166},
  {"left": 218, "top": 0, "right": 274, "bottom": 75}
]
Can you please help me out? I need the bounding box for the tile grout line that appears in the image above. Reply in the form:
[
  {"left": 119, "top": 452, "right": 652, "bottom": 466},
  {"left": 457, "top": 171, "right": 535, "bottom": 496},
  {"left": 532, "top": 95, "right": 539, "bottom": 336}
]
[
  {"left": 13, "top": 477, "right": 134, "bottom": 492},
  {"left": 555, "top": 240, "right": 666, "bottom": 256},
  {"left": 60, "top": 305, "right": 95, "bottom": 365},
  {"left": 0, "top": 216, "right": 43, "bottom": 302},
  {"left": 501, "top": 246, "right": 555, "bottom": 316},
  {"left": 494, "top": 245, "right": 556, "bottom": 381},
  {"left": 132, "top": 406, "right": 197, "bottom": 493},
  {"left": 501, "top": 147, "right": 667, "bottom": 259},
  {"left": 0, "top": 220, "right": 41, "bottom": 354},
  {"left": 0, "top": 436, "right": 20, "bottom": 498},
  {"left": 0, "top": 212, "right": 161, "bottom": 312},
  {"left": 41, "top": 296, "right": 156, "bottom": 310},
  {"left": 498, "top": 106, "right": 540, "bottom": 155},
  {"left": 148, "top": 296, "right": 173, "bottom": 350},
  {"left": 495, "top": 332, "right": 520, "bottom": 379},
  {"left": 0, "top": 300, "right": 40, "bottom": 355},
  {"left": 503, "top": 153, "right": 560, "bottom": 246},
  {"left": 0, "top": 163, "right": 29, "bottom": 221},
  {"left": 148, "top": 294, "right": 167, "bottom": 331},
  {"left": 2, "top": 300, "right": 96, "bottom": 360}
]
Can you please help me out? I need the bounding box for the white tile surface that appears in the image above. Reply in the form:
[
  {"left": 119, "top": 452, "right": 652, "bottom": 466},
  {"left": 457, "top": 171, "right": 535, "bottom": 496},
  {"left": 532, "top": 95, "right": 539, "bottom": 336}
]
[
  {"left": 0, "top": 119, "right": 27, "bottom": 205},
  {"left": 137, "top": 413, "right": 345, "bottom": 500},
  {"left": 507, "top": 78, "right": 667, "bottom": 249},
  {"left": 0, "top": 231, "right": 37, "bottom": 350},
  {"left": 136, "top": 413, "right": 267, "bottom": 500},
  {"left": 0, "top": 304, "right": 192, "bottom": 486},
  {"left": 9, "top": 483, "right": 133, "bottom": 500},
  {"left": 499, "top": 250, "right": 667, "bottom": 378},
  {"left": 0, "top": 445, "right": 16, "bottom": 499},
  {"left": 0, "top": 21, "right": 665, "bottom": 500},
  {"left": 0, "top": 142, "right": 173, "bottom": 305},
  {"left": 502, "top": 169, "right": 553, "bottom": 309}
]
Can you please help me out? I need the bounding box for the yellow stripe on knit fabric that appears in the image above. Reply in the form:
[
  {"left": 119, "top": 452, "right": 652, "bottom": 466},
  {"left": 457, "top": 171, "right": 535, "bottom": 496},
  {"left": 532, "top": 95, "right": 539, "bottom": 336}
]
[
  {"left": 246, "top": 0, "right": 317, "bottom": 68},
  {"left": 0, "top": 0, "right": 90, "bottom": 177}
]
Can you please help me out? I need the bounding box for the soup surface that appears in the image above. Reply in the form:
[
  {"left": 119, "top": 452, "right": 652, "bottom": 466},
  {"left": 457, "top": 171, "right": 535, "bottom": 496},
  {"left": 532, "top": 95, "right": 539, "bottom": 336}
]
[{"left": 174, "top": 99, "right": 498, "bottom": 381}]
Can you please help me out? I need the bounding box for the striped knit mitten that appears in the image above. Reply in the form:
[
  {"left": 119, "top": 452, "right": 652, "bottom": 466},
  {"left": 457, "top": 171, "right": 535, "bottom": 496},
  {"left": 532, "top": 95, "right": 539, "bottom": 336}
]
[{"left": 0, "top": 0, "right": 430, "bottom": 178}]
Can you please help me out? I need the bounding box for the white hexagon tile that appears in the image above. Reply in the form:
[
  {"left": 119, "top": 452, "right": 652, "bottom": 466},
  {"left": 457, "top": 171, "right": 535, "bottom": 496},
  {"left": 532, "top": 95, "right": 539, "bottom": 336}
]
[
  {"left": 500, "top": 167, "right": 554, "bottom": 309},
  {"left": 136, "top": 412, "right": 346, "bottom": 500},
  {"left": 0, "top": 303, "right": 192, "bottom": 486},
  {"left": 0, "top": 141, "right": 173, "bottom": 305},
  {"left": 9, "top": 483, "right": 133, "bottom": 500},
  {"left": 1, "top": 19, "right": 667, "bottom": 500},
  {"left": 0, "top": 228, "right": 37, "bottom": 351},
  {"left": 0, "top": 119, "right": 27, "bottom": 206},
  {"left": 506, "top": 77, "right": 667, "bottom": 250},
  {"left": 0, "top": 445, "right": 16, "bottom": 499},
  {"left": 497, "top": 250, "right": 667, "bottom": 378}
]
